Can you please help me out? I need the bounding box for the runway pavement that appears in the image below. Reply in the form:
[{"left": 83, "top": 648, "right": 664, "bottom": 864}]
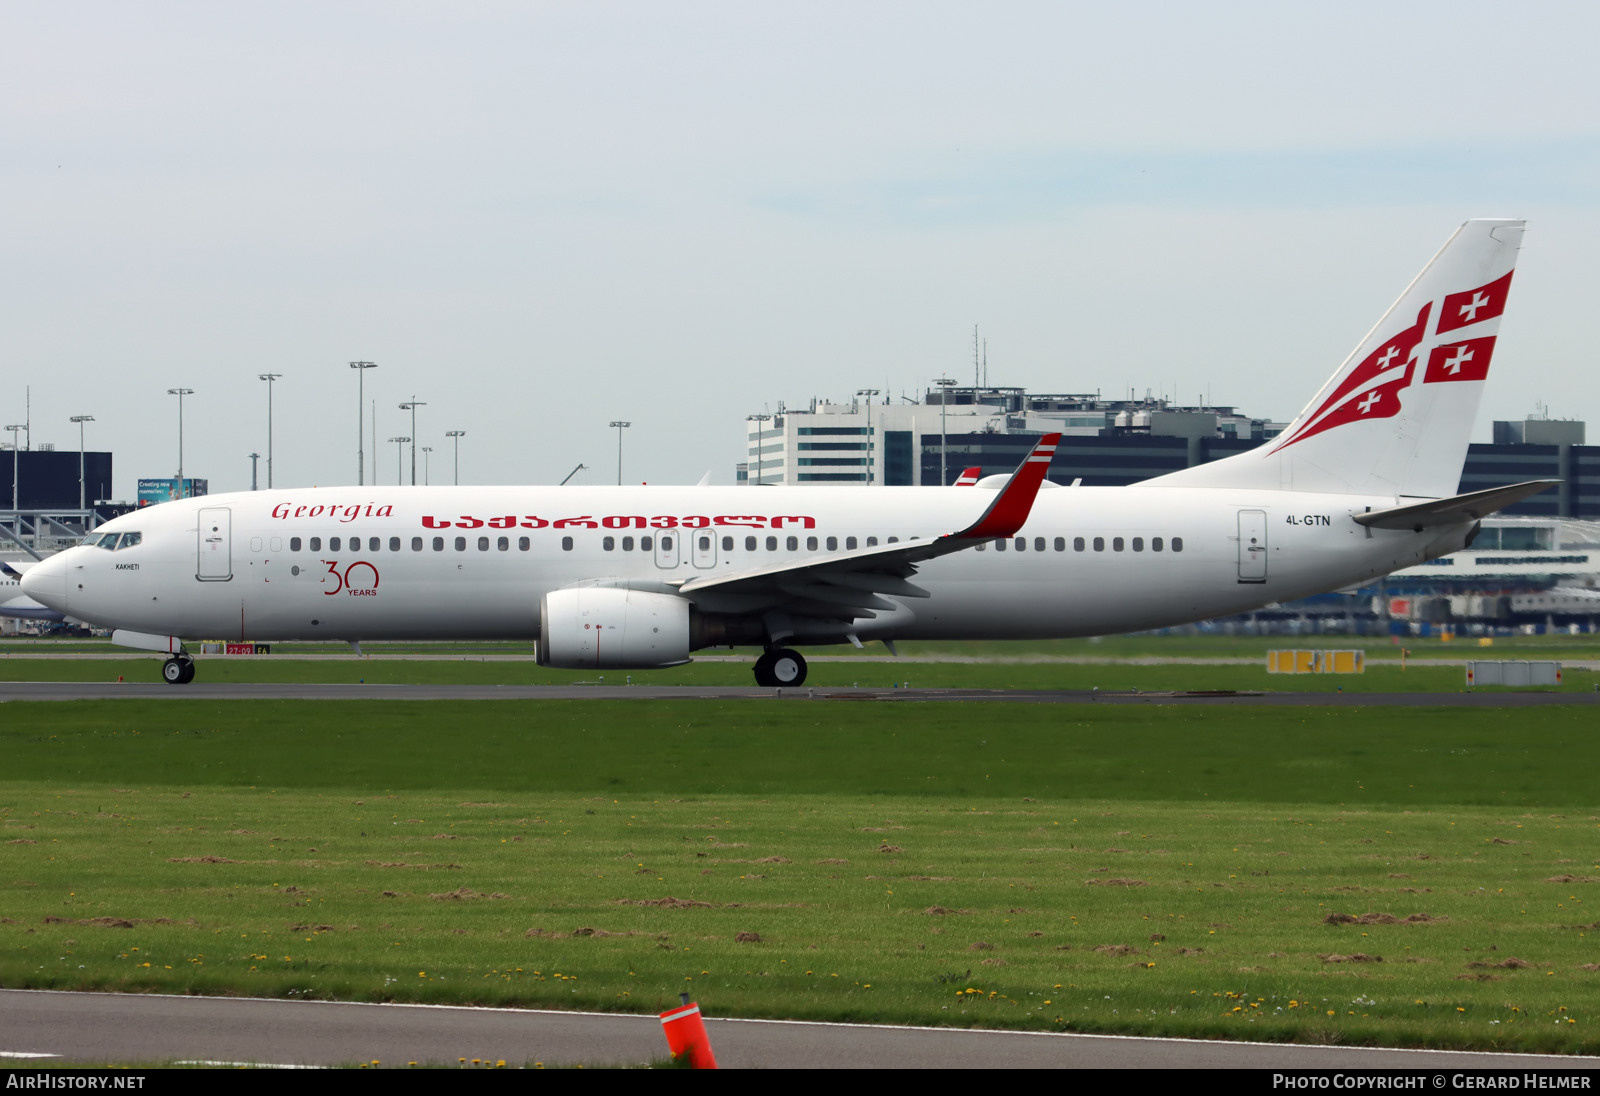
[
  {"left": 4, "top": 989, "right": 1599, "bottom": 1070},
  {"left": 2, "top": 679, "right": 1599, "bottom": 705}
]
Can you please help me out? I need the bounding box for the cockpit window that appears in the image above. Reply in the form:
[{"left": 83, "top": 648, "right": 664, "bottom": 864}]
[
  {"left": 89, "top": 532, "right": 117, "bottom": 550},
  {"left": 116, "top": 532, "right": 141, "bottom": 550}
]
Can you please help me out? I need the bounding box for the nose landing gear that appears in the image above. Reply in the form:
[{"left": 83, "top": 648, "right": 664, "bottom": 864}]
[
  {"left": 161, "top": 656, "right": 196, "bottom": 685},
  {"left": 753, "top": 647, "right": 807, "bottom": 687}
]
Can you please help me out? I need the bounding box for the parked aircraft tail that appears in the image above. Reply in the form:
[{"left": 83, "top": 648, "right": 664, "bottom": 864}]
[{"left": 1143, "top": 219, "right": 1525, "bottom": 500}]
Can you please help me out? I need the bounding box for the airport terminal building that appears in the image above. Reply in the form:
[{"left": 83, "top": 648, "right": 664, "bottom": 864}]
[{"left": 739, "top": 384, "right": 1595, "bottom": 521}]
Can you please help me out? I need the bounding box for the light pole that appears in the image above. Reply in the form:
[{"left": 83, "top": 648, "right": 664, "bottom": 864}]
[
  {"left": 746, "top": 413, "right": 771, "bottom": 485},
  {"left": 855, "top": 389, "right": 880, "bottom": 485},
  {"left": 4, "top": 425, "right": 21, "bottom": 509},
  {"left": 350, "top": 362, "right": 377, "bottom": 485},
  {"left": 421, "top": 446, "right": 433, "bottom": 485},
  {"left": 167, "top": 388, "right": 194, "bottom": 497},
  {"left": 609, "top": 421, "right": 631, "bottom": 485},
  {"left": 446, "top": 430, "right": 465, "bottom": 485},
  {"left": 389, "top": 436, "right": 410, "bottom": 486},
  {"left": 259, "top": 373, "right": 281, "bottom": 489},
  {"left": 933, "top": 377, "right": 956, "bottom": 486},
  {"left": 70, "top": 414, "right": 94, "bottom": 508},
  {"left": 399, "top": 400, "right": 426, "bottom": 485}
]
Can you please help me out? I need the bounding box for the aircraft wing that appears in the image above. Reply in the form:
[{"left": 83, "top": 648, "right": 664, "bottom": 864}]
[{"left": 672, "top": 435, "right": 1060, "bottom": 623}]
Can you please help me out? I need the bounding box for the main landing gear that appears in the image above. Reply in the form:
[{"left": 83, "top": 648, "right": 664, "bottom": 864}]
[
  {"left": 161, "top": 655, "right": 195, "bottom": 685},
  {"left": 753, "top": 647, "right": 807, "bottom": 688}
]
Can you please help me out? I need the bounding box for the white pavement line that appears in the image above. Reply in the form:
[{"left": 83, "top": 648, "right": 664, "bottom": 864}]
[{"left": 0, "top": 1052, "right": 60, "bottom": 1059}]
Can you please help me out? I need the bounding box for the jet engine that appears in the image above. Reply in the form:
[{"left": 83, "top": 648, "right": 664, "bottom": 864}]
[{"left": 537, "top": 587, "right": 692, "bottom": 670}]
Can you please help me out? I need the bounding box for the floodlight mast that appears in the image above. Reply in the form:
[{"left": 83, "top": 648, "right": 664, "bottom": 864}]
[
  {"left": 609, "top": 421, "right": 631, "bottom": 485},
  {"left": 167, "top": 388, "right": 194, "bottom": 497},
  {"left": 446, "top": 430, "right": 465, "bottom": 485},
  {"left": 388, "top": 436, "right": 410, "bottom": 486},
  {"left": 70, "top": 414, "right": 95, "bottom": 508},
  {"left": 855, "top": 390, "right": 879, "bottom": 485},
  {"left": 934, "top": 377, "right": 956, "bottom": 486},
  {"left": 399, "top": 399, "right": 426, "bottom": 485},
  {"left": 350, "top": 362, "right": 377, "bottom": 485},
  {"left": 259, "top": 374, "right": 282, "bottom": 489}
]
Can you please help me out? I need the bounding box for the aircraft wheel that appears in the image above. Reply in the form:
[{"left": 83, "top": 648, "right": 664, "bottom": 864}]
[
  {"left": 764, "top": 647, "right": 807, "bottom": 687},
  {"left": 162, "top": 656, "right": 195, "bottom": 685}
]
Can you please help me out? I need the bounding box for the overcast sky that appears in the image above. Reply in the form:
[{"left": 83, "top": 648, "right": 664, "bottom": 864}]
[{"left": 7, "top": 1, "right": 1599, "bottom": 498}]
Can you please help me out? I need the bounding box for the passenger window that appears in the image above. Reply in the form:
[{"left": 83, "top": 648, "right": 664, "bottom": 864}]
[
  {"left": 888, "top": 537, "right": 898, "bottom": 543},
  {"left": 826, "top": 536, "right": 837, "bottom": 551},
  {"left": 1113, "top": 537, "right": 1125, "bottom": 552},
  {"left": 1152, "top": 537, "right": 1163, "bottom": 552},
  {"left": 250, "top": 537, "right": 263, "bottom": 553},
  {"left": 389, "top": 537, "right": 401, "bottom": 552},
  {"left": 975, "top": 541, "right": 986, "bottom": 551},
  {"left": 310, "top": 537, "right": 322, "bottom": 552},
  {"left": 561, "top": 536, "right": 573, "bottom": 551},
  {"left": 477, "top": 537, "right": 489, "bottom": 551},
  {"left": 603, "top": 536, "right": 615, "bottom": 551},
  {"left": 866, "top": 537, "right": 877, "bottom": 547},
  {"left": 270, "top": 537, "right": 282, "bottom": 553},
  {"left": 745, "top": 536, "right": 756, "bottom": 551},
  {"left": 786, "top": 536, "right": 798, "bottom": 551},
  {"left": 766, "top": 536, "right": 778, "bottom": 551},
  {"left": 1074, "top": 537, "right": 1085, "bottom": 551},
  {"left": 518, "top": 537, "right": 530, "bottom": 551},
  {"left": 622, "top": 536, "right": 634, "bottom": 551},
  {"left": 806, "top": 536, "right": 818, "bottom": 551},
  {"left": 698, "top": 536, "right": 711, "bottom": 552},
  {"left": 721, "top": 536, "right": 733, "bottom": 551},
  {"left": 497, "top": 536, "right": 509, "bottom": 551},
  {"left": 433, "top": 537, "right": 444, "bottom": 551},
  {"left": 1014, "top": 537, "right": 1025, "bottom": 551},
  {"left": 995, "top": 538, "right": 1007, "bottom": 551},
  {"left": 1172, "top": 537, "right": 1184, "bottom": 552},
  {"left": 455, "top": 537, "right": 466, "bottom": 551},
  {"left": 661, "top": 536, "right": 673, "bottom": 551},
  {"left": 1132, "top": 537, "right": 1143, "bottom": 552},
  {"left": 846, "top": 536, "right": 858, "bottom": 550},
  {"left": 290, "top": 537, "right": 303, "bottom": 552},
  {"left": 641, "top": 536, "right": 653, "bottom": 551},
  {"left": 411, "top": 537, "right": 423, "bottom": 551},
  {"left": 1053, "top": 537, "right": 1064, "bottom": 552},
  {"left": 370, "top": 537, "right": 381, "bottom": 552},
  {"left": 351, "top": 538, "right": 362, "bottom": 553},
  {"left": 1035, "top": 537, "right": 1046, "bottom": 552},
  {"left": 1093, "top": 537, "right": 1105, "bottom": 552},
  {"left": 330, "top": 537, "right": 341, "bottom": 552}
]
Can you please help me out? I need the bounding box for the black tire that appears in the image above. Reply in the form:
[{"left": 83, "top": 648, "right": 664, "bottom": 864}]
[
  {"left": 162, "top": 657, "right": 195, "bottom": 685},
  {"left": 177, "top": 658, "right": 196, "bottom": 685}
]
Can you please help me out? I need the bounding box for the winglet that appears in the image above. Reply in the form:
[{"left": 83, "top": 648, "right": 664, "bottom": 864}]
[
  {"left": 953, "top": 466, "right": 982, "bottom": 486},
  {"left": 948, "top": 434, "right": 1060, "bottom": 540}
]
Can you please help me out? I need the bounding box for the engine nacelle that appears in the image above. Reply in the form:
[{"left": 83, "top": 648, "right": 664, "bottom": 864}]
[{"left": 537, "top": 587, "right": 692, "bottom": 670}]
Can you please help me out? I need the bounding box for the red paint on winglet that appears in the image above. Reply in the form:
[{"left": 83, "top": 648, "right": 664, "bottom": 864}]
[{"left": 952, "top": 433, "right": 1060, "bottom": 540}]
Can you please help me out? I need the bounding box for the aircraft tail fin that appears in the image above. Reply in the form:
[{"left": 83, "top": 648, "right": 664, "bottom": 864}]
[{"left": 1142, "top": 219, "right": 1525, "bottom": 499}]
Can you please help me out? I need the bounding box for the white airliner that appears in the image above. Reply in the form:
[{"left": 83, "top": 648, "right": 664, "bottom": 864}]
[{"left": 23, "top": 220, "right": 1554, "bottom": 686}]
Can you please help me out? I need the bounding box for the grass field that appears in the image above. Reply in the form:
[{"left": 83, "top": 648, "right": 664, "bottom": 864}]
[{"left": 3, "top": 696, "right": 1599, "bottom": 1054}]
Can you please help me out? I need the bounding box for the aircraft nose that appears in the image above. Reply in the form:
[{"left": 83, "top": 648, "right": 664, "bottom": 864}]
[{"left": 20, "top": 553, "right": 68, "bottom": 612}]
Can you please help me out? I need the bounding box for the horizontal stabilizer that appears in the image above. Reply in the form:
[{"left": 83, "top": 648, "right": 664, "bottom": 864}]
[{"left": 1353, "top": 480, "right": 1559, "bottom": 530}]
